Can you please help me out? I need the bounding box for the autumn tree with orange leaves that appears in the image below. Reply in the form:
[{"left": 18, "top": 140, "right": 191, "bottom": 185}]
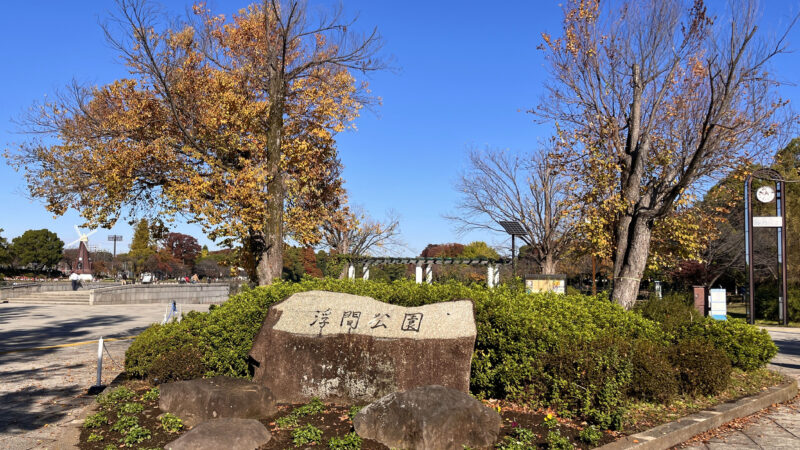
[
  {"left": 536, "top": 0, "right": 795, "bottom": 308},
  {"left": 6, "top": 0, "right": 383, "bottom": 285}
]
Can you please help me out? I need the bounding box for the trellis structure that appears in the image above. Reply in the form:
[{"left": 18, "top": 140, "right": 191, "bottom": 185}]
[{"left": 345, "top": 257, "right": 511, "bottom": 288}]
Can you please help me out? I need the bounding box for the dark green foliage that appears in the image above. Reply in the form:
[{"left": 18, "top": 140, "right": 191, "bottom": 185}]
[
  {"left": 628, "top": 340, "right": 679, "bottom": 403},
  {"left": 526, "top": 335, "right": 631, "bottom": 429},
  {"left": 756, "top": 285, "right": 800, "bottom": 323},
  {"left": 546, "top": 430, "right": 573, "bottom": 450},
  {"left": 636, "top": 295, "right": 777, "bottom": 371},
  {"left": 125, "top": 320, "right": 205, "bottom": 379},
  {"left": 0, "top": 228, "right": 12, "bottom": 266},
  {"left": 578, "top": 425, "right": 602, "bottom": 446},
  {"left": 148, "top": 344, "right": 207, "bottom": 383},
  {"left": 634, "top": 293, "right": 701, "bottom": 333},
  {"left": 669, "top": 339, "right": 732, "bottom": 396},
  {"left": 11, "top": 229, "right": 64, "bottom": 269},
  {"left": 678, "top": 318, "right": 777, "bottom": 371},
  {"left": 126, "top": 279, "right": 663, "bottom": 425}
]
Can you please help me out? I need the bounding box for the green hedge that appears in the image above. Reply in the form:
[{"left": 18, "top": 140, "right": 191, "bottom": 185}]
[{"left": 125, "top": 279, "right": 776, "bottom": 427}]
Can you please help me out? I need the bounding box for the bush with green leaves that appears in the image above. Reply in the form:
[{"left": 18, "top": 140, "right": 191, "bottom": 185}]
[
  {"left": 496, "top": 425, "right": 536, "bottom": 450},
  {"left": 292, "top": 424, "right": 323, "bottom": 446},
  {"left": 121, "top": 279, "right": 775, "bottom": 426},
  {"left": 634, "top": 293, "right": 700, "bottom": 333},
  {"left": 141, "top": 387, "right": 159, "bottom": 402},
  {"left": 125, "top": 279, "right": 664, "bottom": 425},
  {"left": 546, "top": 430, "right": 573, "bottom": 450},
  {"left": 160, "top": 413, "right": 184, "bottom": 433},
  {"left": 276, "top": 397, "right": 325, "bottom": 428},
  {"left": 578, "top": 425, "right": 602, "bottom": 446},
  {"left": 628, "top": 340, "right": 679, "bottom": 403},
  {"left": 111, "top": 415, "right": 139, "bottom": 434},
  {"left": 83, "top": 411, "right": 108, "bottom": 429},
  {"left": 328, "top": 432, "right": 362, "bottom": 450},
  {"left": 96, "top": 386, "right": 135, "bottom": 409},
  {"left": 87, "top": 432, "right": 104, "bottom": 442},
  {"left": 118, "top": 402, "right": 144, "bottom": 415},
  {"left": 122, "top": 425, "right": 151, "bottom": 447},
  {"left": 669, "top": 338, "right": 732, "bottom": 396},
  {"left": 678, "top": 318, "right": 777, "bottom": 371}
]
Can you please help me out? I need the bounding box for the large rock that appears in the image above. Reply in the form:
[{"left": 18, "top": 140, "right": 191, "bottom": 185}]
[
  {"left": 353, "top": 385, "right": 501, "bottom": 450},
  {"left": 159, "top": 376, "right": 277, "bottom": 427},
  {"left": 249, "top": 290, "right": 476, "bottom": 403},
  {"left": 165, "top": 418, "right": 271, "bottom": 450}
]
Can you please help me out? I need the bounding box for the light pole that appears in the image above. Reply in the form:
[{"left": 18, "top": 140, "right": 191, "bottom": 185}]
[
  {"left": 108, "top": 235, "right": 123, "bottom": 276},
  {"left": 499, "top": 221, "right": 526, "bottom": 278}
]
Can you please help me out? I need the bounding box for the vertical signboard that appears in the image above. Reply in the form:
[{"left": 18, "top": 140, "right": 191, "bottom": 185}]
[{"left": 709, "top": 289, "right": 727, "bottom": 321}]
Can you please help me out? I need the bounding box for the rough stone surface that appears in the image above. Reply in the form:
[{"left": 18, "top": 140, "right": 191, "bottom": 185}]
[
  {"left": 159, "top": 376, "right": 277, "bottom": 427},
  {"left": 164, "top": 418, "right": 271, "bottom": 450},
  {"left": 353, "top": 385, "right": 501, "bottom": 450},
  {"left": 248, "top": 291, "right": 477, "bottom": 403}
]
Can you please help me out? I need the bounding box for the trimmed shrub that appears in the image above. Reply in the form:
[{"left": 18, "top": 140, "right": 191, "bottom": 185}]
[
  {"left": 634, "top": 293, "right": 701, "bottom": 334},
  {"left": 678, "top": 318, "right": 777, "bottom": 371},
  {"left": 148, "top": 345, "right": 207, "bottom": 383},
  {"left": 525, "top": 334, "right": 632, "bottom": 429},
  {"left": 669, "top": 339, "right": 732, "bottom": 396},
  {"left": 636, "top": 294, "right": 777, "bottom": 371},
  {"left": 628, "top": 340, "right": 679, "bottom": 403},
  {"left": 125, "top": 279, "right": 664, "bottom": 424}
]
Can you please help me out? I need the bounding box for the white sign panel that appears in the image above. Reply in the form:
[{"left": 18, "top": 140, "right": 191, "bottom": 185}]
[
  {"left": 709, "top": 288, "right": 727, "bottom": 320},
  {"left": 753, "top": 216, "right": 782, "bottom": 228}
]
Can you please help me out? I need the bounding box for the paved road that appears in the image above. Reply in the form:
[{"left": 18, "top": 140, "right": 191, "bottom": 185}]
[
  {"left": 0, "top": 303, "right": 211, "bottom": 449},
  {"left": 682, "top": 326, "right": 800, "bottom": 449}
]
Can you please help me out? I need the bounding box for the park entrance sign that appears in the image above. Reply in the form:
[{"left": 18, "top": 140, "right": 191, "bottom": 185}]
[{"left": 744, "top": 168, "right": 788, "bottom": 325}]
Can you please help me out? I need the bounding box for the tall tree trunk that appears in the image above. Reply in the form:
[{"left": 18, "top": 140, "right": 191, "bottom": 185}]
[
  {"left": 611, "top": 214, "right": 653, "bottom": 309},
  {"left": 541, "top": 254, "right": 557, "bottom": 274},
  {"left": 256, "top": 73, "right": 286, "bottom": 286}
]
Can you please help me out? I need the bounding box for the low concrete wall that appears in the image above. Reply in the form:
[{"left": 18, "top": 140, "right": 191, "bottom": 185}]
[
  {"left": 0, "top": 282, "right": 122, "bottom": 300},
  {"left": 90, "top": 283, "right": 230, "bottom": 305},
  {"left": 0, "top": 282, "right": 71, "bottom": 300}
]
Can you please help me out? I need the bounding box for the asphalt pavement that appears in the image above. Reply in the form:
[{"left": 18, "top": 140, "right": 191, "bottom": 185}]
[{"left": 0, "top": 302, "right": 211, "bottom": 449}]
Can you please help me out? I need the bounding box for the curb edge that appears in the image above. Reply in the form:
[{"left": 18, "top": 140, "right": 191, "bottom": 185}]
[{"left": 599, "top": 378, "right": 798, "bottom": 450}]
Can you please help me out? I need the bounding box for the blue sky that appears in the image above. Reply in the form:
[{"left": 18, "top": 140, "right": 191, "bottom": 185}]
[{"left": 1, "top": 1, "right": 799, "bottom": 255}]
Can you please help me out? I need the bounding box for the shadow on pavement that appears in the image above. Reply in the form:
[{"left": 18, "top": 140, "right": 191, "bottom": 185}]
[
  {"left": 0, "top": 384, "right": 90, "bottom": 433},
  {"left": 0, "top": 313, "right": 150, "bottom": 353}
]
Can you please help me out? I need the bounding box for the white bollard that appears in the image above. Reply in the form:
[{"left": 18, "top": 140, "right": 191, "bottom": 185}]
[{"left": 96, "top": 337, "right": 104, "bottom": 387}]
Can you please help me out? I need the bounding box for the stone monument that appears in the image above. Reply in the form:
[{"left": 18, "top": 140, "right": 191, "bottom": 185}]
[{"left": 248, "top": 290, "right": 477, "bottom": 404}]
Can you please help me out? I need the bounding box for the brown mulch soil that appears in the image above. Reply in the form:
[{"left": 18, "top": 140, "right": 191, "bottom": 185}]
[{"left": 78, "top": 382, "right": 616, "bottom": 449}]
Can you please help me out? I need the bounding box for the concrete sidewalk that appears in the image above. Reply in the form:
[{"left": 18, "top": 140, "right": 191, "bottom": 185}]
[{"left": 682, "top": 326, "right": 800, "bottom": 449}]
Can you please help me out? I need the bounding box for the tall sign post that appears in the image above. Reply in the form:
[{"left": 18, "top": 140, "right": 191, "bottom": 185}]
[{"left": 744, "top": 169, "right": 788, "bottom": 325}]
